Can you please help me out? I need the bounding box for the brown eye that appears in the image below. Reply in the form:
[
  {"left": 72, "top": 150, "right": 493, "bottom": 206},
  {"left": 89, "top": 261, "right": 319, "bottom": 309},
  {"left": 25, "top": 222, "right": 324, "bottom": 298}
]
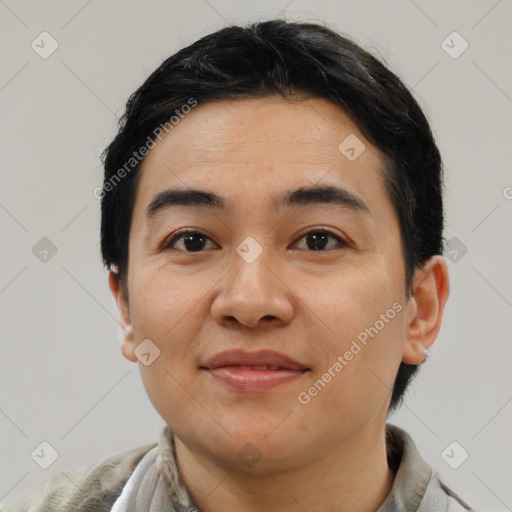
[
  {"left": 163, "top": 230, "right": 216, "bottom": 252},
  {"left": 294, "top": 230, "right": 347, "bottom": 251}
]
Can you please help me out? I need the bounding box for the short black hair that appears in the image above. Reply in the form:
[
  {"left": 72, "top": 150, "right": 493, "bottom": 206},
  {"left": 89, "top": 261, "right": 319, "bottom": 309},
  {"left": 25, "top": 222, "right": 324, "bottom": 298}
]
[{"left": 100, "top": 19, "right": 444, "bottom": 413}]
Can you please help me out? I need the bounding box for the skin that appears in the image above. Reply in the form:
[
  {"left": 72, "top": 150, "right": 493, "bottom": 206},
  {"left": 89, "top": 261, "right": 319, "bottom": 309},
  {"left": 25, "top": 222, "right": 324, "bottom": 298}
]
[{"left": 109, "top": 94, "right": 450, "bottom": 512}]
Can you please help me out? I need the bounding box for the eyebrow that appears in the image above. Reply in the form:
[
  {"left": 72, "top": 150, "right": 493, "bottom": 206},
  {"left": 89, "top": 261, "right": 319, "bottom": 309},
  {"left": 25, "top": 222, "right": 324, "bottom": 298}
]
[{"left": 145, "top": 184, "right": 370, "bottom": 222}]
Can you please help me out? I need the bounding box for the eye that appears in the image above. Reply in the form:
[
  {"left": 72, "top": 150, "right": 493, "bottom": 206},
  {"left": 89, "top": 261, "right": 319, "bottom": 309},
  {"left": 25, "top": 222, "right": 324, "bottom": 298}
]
[
  {"left": 162, "top": 230, "right": 217, "bottom": 252},
  {"left": 162, "top": 228, "right": 348, "bottom": 253},
  {"left": 293, "top": 229, "right": 348, "bottom": 251}
]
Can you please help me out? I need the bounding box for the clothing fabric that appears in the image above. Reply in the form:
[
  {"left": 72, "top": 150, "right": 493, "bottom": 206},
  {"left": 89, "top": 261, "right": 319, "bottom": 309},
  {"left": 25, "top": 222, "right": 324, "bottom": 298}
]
[
  {"left": 1, "top": 423, "right": 474, "bottom": 512},
  {"left": 110, "top": 427, "right": 197, "bottom": 512}
]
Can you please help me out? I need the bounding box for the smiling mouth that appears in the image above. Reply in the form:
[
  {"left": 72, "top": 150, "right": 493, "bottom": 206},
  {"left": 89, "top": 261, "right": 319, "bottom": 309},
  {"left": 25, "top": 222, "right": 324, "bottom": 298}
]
[
  {"left": 200, "top": 349, "right": 310, "bottom": 392},
  {"left": 201, "top": 365, "right": 309, "bottom": 392},
  {"left": 212, "top": 364, "right": 299, "bottom": 371}
]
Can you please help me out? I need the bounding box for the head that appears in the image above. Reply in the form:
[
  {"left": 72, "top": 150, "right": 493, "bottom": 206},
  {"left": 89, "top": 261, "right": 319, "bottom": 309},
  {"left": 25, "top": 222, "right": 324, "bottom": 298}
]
[{"left": 101, "top": 20, "right": 449, "bottom": 471}]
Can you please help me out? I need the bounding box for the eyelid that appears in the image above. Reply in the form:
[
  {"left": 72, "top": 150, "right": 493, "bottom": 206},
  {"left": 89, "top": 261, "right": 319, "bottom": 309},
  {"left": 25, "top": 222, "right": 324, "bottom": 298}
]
[
  {"left": 161, "top": 228, "right": 217, "bottom": 250},
  {"left": 292, "top": 226, "right": 350, "bottom": 248},
  {"left": 162, "top": 226, "right": 349, "bottom": 251}
]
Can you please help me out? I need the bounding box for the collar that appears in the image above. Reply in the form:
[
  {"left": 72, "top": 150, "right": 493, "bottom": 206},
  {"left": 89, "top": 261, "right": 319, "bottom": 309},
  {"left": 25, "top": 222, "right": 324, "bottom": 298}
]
[{"left": 377, "top": 423, "right": 433, "bottom": 512}]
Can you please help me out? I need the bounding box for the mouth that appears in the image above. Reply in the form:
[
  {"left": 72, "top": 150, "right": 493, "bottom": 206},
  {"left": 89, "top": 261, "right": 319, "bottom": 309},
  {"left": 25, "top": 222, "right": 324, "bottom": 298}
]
[{"left": 200, "top": 349, "right": 310, "bottom": 392}]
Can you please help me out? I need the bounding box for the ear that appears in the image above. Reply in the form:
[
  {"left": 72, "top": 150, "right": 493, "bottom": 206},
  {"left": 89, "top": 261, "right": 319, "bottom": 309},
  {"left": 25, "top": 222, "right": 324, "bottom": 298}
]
[
  {"left": 108, "top": 270, "right": 137, "bottom": 363},
  {"left": 402, "top": 255, "right": 450, "bottom": 365}
]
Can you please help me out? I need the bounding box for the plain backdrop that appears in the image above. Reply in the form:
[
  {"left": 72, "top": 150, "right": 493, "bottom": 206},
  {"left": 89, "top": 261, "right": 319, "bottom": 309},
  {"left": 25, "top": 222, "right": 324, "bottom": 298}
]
[{"left": 1, "top": 1, "right": 511, "bottom": 510}]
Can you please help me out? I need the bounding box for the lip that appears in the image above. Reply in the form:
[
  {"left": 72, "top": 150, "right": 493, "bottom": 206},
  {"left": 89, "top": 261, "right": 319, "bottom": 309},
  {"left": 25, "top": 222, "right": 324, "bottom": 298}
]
[{"left": 200, "top": 349, "right": 310, "bottom": 392}]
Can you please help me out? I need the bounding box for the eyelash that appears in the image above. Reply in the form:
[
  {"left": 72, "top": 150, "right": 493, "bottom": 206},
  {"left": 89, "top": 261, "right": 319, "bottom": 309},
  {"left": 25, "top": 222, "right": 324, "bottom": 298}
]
[{"left": 161, "top": 227, "right": 349, "bottom": 252}]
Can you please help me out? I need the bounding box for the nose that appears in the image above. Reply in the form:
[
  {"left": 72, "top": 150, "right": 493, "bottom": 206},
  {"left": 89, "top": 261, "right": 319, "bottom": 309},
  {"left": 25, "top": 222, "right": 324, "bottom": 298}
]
[{"left": 211, "top": 243, "right": 295, "bottom": 329}]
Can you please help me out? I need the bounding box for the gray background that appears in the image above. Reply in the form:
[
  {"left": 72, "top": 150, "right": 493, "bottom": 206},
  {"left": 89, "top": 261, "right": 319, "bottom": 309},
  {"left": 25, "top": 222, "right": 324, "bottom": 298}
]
[{"left": 1, "top": 1, "right": 511, "bottom": 510}]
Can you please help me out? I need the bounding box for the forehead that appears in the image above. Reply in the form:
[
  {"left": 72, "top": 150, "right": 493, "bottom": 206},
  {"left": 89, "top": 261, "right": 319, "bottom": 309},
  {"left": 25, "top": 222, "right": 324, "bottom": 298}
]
[
  {"left": 143, "top": 95, "right": 371, "bottom": 160},
  {"left": 132, "top": 94, "right": 389, "bottom": 218}
]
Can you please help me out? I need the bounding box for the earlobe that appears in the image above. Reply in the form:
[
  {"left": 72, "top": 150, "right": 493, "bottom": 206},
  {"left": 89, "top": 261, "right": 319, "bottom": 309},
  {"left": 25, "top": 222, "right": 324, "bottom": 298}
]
[
  {"left": 402, "top": 255, "right": 450, "bottom": 365},
  {"left": 108, "top": 270, "right": 138, "bottom": 363}
]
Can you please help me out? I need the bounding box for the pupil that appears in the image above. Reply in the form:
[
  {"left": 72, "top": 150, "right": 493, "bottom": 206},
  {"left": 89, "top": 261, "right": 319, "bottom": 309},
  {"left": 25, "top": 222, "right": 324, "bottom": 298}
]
[
  {"left": 181, "top": 232, "right": 330, "bottom": 252},
  {"left": 307, "top": 232, "right": 328, "bottom": 250},
  {"left": 184, "top": 233, "right": 206, "bottom": 251}
]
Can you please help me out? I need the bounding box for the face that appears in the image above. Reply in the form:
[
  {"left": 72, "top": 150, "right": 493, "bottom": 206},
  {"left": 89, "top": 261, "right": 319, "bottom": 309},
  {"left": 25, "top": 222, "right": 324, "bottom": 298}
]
[{"left": 110, "top": 94, "right": 446, "bottom": 473}]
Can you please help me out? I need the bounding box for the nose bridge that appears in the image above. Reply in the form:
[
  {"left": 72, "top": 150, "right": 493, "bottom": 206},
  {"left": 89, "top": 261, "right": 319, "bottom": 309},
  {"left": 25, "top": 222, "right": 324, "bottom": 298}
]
[
  {"left": 211, "top": 235, "right": 294, "bottom": 327},
  {"left": 232, "top": 236, "right": 273, "bottom": 291}
]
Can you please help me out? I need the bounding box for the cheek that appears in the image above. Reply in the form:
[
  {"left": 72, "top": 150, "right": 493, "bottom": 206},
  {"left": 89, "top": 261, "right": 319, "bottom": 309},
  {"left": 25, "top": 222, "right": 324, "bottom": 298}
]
[
  {"left": 296, "top": 262, "right": 406, "bottom": 407},
  {"left": 128, "top": 265, "right": 211, "bottom": 364},
  {"left": 298, "top": 258, "right": 403, "bottom": 345},
  {"left": 127, "top": 268, "right": 212, "bottom": 426}
]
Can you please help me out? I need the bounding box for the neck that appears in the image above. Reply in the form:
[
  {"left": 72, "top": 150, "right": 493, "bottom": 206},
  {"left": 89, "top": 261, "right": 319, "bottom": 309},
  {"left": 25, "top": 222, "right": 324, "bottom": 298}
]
[{"left": 174, "top": 422, "right": 395, "bottom": 512}]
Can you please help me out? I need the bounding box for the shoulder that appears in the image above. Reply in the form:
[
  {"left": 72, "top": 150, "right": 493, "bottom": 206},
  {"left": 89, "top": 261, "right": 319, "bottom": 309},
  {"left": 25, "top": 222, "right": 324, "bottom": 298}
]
[{"left": 1, "top": 441, "right": 156, "bottom": 512}]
